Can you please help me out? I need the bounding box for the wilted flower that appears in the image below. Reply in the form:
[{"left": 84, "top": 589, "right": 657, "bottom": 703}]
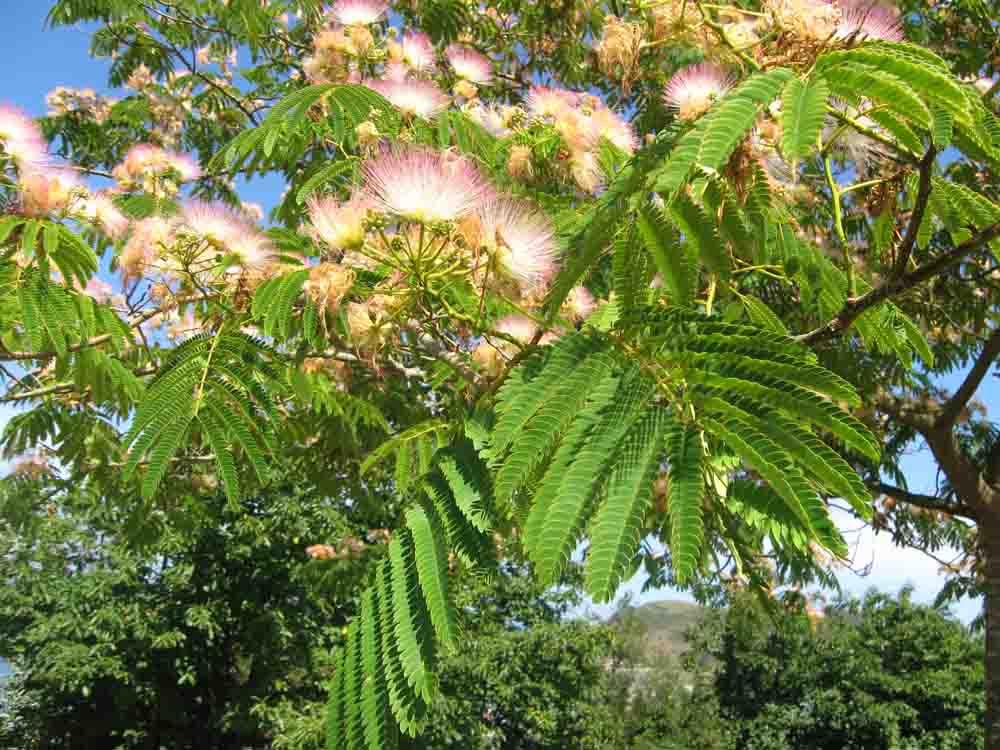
[
  {"left": 364, "top": 78, "right": 451, "bottom": 119},
  {"left": 345, "top": 300, "right": 387, "bottom": 348},
  {"left": 306, "top": 544, "right": 338, "bottom": 560},
  {"left": 308, "top": 194, "right": 372, "bottom": 251},
  {"left": 304, "top": 262, "right": 356, "bottom": 313},
  {"left": 649, "top": 0, "right": 701, "bottom": 42},
  {"left": 446, "top": 44, "right": 493, "bottom": 85},
  {"left": 361, "top": 145, "right": 492, "bottom": 223},
  {"left": 453, "top": 79, "right": 479, "bottom": 100},
  {"left": 596, "top": 16, "right": 645, "bottom": 91},
  {"left": 327, "top": 0, "right": 388, "bottom": 25},
  {"left": 664, "top": 63, "right": 735, "bottom": 120},
  {"left": 476, "top": 197, "right": 558, "bottom": 294}
]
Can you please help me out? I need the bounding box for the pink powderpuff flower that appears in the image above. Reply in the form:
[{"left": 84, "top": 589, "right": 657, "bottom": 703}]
[
  {"left": 113, "top": 144, "right": 201, "bottom": 187},
  {"left": 121, "top": 216, "right": 176, "bottom": 278},
  {"left": 0, "top": 105, "right": 47, "bottom": 169},
  {"left": 308, "top": 193, "right": 372, "bottom": 251},
  {"left": 495, "top": 314, "right": 537, "bottom": 343},
  {"left": 400, "top": 31, "right": 436, "bottom": 71},
  {"left": 328, "top": 0, "right": 388, "bottom": 25},
  {"left": 9, "top": 452, "right": 51, "bottom": 479},
  {"left": 83, "top": 277, "right": 115, "bottom": 304},
  {"left": 570, "top": 151, "right": 604, "bottom": 194},
  {"left": 476, "top": 197, "right": 558, "bottom": 293},
  {"left": 464, "top": 103, "right": 510, "bottom": 137},
  {"left": 19, "top": 168, "right": 83, "bottom": 216},
  {"left": 361, "top": 145, "right": 493, "bottom": 223},
  {"left": 663, "top": 63, "right": 735, "bottom": 120},
  {"left": 364, "top": 78, "right": 451, "bottom": 119},
  {"left": 79, "top": 192, "right": 130, "bottom": 240},
  {"left": 589, "top": 105, "right": 638, "bottom": 154},
  {"left": 836, "top": 0, "right": 903, "bottom": 41},
  {"left": 562, "top": 286, "right": 597, "bottom": 322},
  {"left": 383, "top": 61, "right": 411, "bottom": 83},
  {"left": 181, "top": 201, "right": 272, "bottom": 269},
  {"left": 526, "top": 86, "right": 580, "bottom": 120},
  {"left": 471, "top": 314, "right": 538, "bottom": 375},
  {"left": 446, "top": 44, "right": 493, "bottom": 85}
]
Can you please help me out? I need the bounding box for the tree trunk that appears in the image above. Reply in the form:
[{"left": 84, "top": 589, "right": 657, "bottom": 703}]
[{"left": 985, "top": 525, "right": 1000, "bottom": 750}]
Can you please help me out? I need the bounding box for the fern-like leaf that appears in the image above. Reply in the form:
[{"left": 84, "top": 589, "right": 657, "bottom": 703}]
[{"left": 781, "top": 75, "right": 829, "bottom": 160}]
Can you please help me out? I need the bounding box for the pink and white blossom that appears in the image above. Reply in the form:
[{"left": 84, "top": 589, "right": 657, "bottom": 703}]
[
  {"left": 400, "top": 31, "right": 436, "bottom": 71},
  {"left": 589, "top": 105, "right": 638, "bottom": 154},
  {"left": 307, "top": 193, "right": 372, "bottom": 250},
  {"left": 663, "top": 63, "right": 735, "bottom": 120},
  {"left": 446, "top": 44, "right": 493, "bottom": 85},
  {"left": 361, "top": 145, "right": 492, "bottom": 223},
  {"left": 19, "top": 168, "right": 83, "bottom": 217},
  {"left": 113, "top": 144, "right": 201, "bottom": 188},
  {"left": 526, "top": 86, "right": 579, "bottom": 120},
  {"left": 121, "top": 216, "right": 176, "bottom": 278},
  {"left": 83, "top": 277, "right": 115, "bottom": 303},
  {"left": 562, "top": 286, "right": 597, "bottom": 322},
  {"left": 835, "top": 0, "right": 903, "bottom": 41},
  {"left": 364, "top": 78, "right": 451, "bottom": 119},
  {"left": 181, "top": 201, "right": 272, "bottom": 269},
  {"left": 327, "top": 0, "right": 388, "bottom": 25},
  {"left": 79, "top": 192, "right": 130, "bottom": 240},
  {"left": 465, "top": 103, "right": 510, "bottom": 137},
  {"left": 476, "top": 197, "right": 558, "bottom": 292},
  {"left": 0, "top": 105, "right": 47, "bottom": 169}
]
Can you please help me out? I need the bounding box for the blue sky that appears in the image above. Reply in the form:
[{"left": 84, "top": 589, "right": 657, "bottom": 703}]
[{"left": 1, "top": 5, "right": 993, "bottom": 623}]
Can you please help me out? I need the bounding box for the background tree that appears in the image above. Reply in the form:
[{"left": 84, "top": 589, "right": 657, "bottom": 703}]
[{"left": 694, "top": 591, "right": 985, "bottom": 750}]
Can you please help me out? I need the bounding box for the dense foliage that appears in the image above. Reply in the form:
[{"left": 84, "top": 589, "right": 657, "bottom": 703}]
[
  {"left": 699, "top": 592, "right": 985, "bottom": 750},
  {"left": 3, "top": 0, "right": 1000, "bottom": 745}
]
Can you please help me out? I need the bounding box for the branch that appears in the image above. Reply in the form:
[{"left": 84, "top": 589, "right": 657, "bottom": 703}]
[
  {"left": 1, "top": 294, "right": 214, "bottom": 362},
  {"left": 873, "top": 482, "right": 976, "bottom": 520},
  {"left": 797, "top": 222, "right": 1000, "bottom": 345},
  {"left": 938, "top": 327, "right": 1000, "bottom": 427},
  {"left": 891, "top": 145, "right": 936, "bottom": 278}
]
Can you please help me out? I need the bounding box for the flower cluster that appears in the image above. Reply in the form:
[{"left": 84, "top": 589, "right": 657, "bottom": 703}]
[
  {"left": 46, "top": 86, "right": 117, "bottom": 124},
  {"left": 525, "top": 85, "right": 637, "bottom": 193},
  {"left": 120, "top": 200, "right": 274, "bottom": 288},
  {"left": 297, "top": 143, "right": 605, "bottom": 364},
  {"left": 112, "top": 144, "right": 201, "bottom": 195},
  {"left": 763, "top": 0, "right": 902, "bottom": 44},
  {"left": 9, "top": 452, "right": 51, "bottom": 479}
]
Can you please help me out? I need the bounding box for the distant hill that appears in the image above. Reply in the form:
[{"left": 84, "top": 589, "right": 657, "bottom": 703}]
[{"left": 611, "top": 600, "right": 706, "bottom": 664}]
